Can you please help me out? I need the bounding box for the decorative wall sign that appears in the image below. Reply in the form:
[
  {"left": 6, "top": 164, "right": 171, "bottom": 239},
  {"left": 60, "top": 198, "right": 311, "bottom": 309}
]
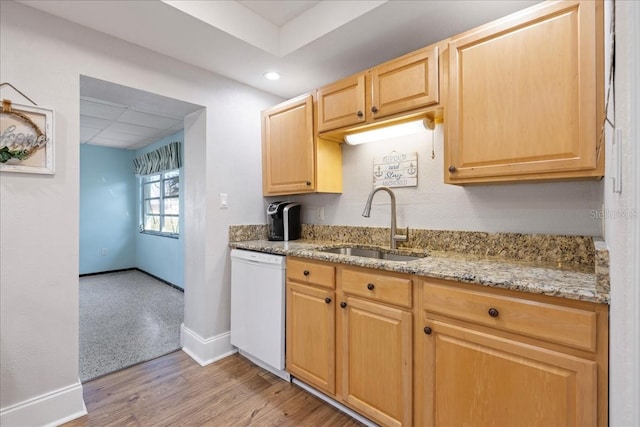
[
  {"left": 373, "top": 150, "right": 418, "bottom": 188},
  {"left": 0, "top": 100, "right": 54, "bottom": 174}
]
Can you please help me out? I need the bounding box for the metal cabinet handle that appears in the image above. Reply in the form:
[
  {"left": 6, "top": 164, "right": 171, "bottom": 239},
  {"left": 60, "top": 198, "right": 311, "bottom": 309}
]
[
  {"left": 357, "top": 110, "right": 363, "bottom": 118},
  {"left": 306, "top": 181, "right": 311, "bottom": 186},
  {"left": 367, "top": 283, "right": 375, "bottom": 291},
  {"left": 303, "top": 270, "right": 310, "bottom": 276},
  {"left": 325, "top": 297, "right": 332, "bottom": 304},
  {"left": 448, "top": 165, "right": 457, "bottom": 173},
  {"left": 340, "top": 302, "right": 347, "bottom": 309},
  {"left": 424, "top": 326, "right": 432, "bottom": 335},
  {"left": 488, "top": 308, "right": 499, "bottom": 318},
  {"left": 371, "top": 106, "right": 378, "bottom": 114}
]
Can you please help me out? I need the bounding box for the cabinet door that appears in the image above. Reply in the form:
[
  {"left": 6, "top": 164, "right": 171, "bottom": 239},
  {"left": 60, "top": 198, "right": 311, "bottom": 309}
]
[
  {"left": 422, "top": 319, "right": 597, "bottom": 427},
  {"left": 340, "top": 296, "right": 412, "bottom": 427},
  {"left": 446, "top": 0, "right": 603, "bottom": 184},
  {"left": 370, "top": 46, "right": 439, "bottom": 120},
  {"left": 286, "top": 282, "right": 335, "bottom": 394},
  {"left": 262, "top": 94, "right": 315, "bottom": 195},
  {"left": 317, "top": 74, "right": 366, "bottom": 132}
]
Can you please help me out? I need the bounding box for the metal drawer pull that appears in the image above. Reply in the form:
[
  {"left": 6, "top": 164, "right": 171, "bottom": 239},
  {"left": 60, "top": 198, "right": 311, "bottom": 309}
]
[
  {"left": 488, "top": 308, "right": 499, "bottom": 318},
  {"left": 367, "top": 283, "right": 375, "bottom": 291},
  {"left": 423, "top": 326, "right": 432, "bottom": 335},
  {"left": 325, "top": 297, "right": 331, "bottom": 304},
  {"left": 303, "top": 270, "right": 310, "bottom": 276},
  {"left": 340, "top": 302, "right": 347, "bottom": 308}
]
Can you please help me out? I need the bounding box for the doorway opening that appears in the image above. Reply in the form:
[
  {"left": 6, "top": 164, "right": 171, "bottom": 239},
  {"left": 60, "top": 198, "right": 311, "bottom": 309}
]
[{"left": 78, "top": 75, "right": 203, "bottom": 381}]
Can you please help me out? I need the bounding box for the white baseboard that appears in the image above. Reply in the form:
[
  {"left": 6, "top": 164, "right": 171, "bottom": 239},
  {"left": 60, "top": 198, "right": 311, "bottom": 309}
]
[
  {"left": 0, "top": 380, "right": 87, "bottom": 427},
  {"left": 181, "top": 323, "right": 237, "bottom": 366}
]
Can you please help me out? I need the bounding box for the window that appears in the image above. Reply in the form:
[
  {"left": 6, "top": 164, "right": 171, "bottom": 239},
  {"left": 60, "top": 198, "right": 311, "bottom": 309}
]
[{"left": 141, "top": 169, "right": 180, "bottom": 236}]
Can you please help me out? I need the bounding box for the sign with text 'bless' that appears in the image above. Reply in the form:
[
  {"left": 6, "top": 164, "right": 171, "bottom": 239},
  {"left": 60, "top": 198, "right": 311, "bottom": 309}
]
[{"left": 373, "top": 150, "right": 417, "bottom": 188}]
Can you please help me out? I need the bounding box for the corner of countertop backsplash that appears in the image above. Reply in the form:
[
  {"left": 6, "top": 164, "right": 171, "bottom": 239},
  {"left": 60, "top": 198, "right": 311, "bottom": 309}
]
[
  {"left": 593, "top": 238, "right": 610, "bottom": 295},
  {"left": 229, "top": 224, "right": 268, "bottom": 242},
  {"left": 229, "top": 223, "right": 601, "bottom": 271}
]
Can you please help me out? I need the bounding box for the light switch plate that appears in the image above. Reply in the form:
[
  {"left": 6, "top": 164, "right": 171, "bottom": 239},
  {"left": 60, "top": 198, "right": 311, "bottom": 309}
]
[{"left": 219, "top": 193, "right": 228, "bottom": 208}]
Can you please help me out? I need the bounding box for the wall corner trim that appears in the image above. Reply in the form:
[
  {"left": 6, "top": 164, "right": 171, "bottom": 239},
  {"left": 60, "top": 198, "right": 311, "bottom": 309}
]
[
  {"left": 180, "top": 324, "right": 236, "bottom": 366},
  {"left": 0, "top": 380, "right": 87, "bottom": 427}
]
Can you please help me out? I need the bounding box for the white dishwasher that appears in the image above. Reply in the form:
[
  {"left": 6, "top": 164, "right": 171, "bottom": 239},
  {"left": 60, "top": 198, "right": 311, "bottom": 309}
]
[{"left": 230, "top": 249, "right": 290, "bottom": 381}]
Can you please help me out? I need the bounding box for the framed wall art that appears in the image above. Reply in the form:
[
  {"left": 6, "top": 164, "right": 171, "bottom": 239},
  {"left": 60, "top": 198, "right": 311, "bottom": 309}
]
[{"left": 1, "top": 99, "right": 55, "bottom": 174}]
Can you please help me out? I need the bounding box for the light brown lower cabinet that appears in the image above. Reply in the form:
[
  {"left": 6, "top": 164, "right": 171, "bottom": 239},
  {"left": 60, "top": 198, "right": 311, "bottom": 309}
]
[
  {"left": 286, "top": 258, "right": 414, "bottom": 427},
  {"left": 286, "top": 281, "right": 335, "bottom": 395},
  {"left": 416, "top": 279, "right": 609, "bottom": 427},
  {"left": 285, "top": 258, "right": 608, "bottom": 427},
  {"left": 339, "top": 295, "right": 412, "bottom": 427},
  {"left": 421, "top": 319, "right": 597, "bottom": 426}
]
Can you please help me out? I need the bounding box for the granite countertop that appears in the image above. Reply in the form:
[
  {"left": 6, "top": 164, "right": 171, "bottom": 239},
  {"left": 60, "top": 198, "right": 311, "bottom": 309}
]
[{"left": 230, "top": 238, "right": 609, "bottom": 305}]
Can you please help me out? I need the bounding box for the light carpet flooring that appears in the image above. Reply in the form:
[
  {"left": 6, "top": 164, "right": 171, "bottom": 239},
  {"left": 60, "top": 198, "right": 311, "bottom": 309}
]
[{"left": 79, "top": 270, "right": 184, "bottom": 382}]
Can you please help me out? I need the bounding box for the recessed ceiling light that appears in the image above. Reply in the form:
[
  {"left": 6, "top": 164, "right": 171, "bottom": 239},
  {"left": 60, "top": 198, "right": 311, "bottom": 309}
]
[{"left": 264, "top": 71, "right": 281, "bottom": 81}]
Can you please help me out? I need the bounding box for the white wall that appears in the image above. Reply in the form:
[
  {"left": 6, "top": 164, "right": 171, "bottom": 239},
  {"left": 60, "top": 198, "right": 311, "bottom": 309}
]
[
  {"left": 1, "top": 1, "right": 632, "bottom": 425},
  {"left": 0, "top": 2, "right": 280, "bottom": 425},
  {"left": 290, "top": 126, "right": 603, "bottom": 236},
  {"left": 605, "top": 1, "right": 640, "bottom": 425}
]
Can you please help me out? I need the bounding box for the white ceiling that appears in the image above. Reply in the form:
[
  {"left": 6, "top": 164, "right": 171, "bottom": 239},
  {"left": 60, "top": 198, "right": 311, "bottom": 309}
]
[
  {"left": 21, "top": 0, "right": 542, "bottom": 149},
  {"left": 79, "top": 76, "right": 203, "bottom": 149},
  {"left": 237, "top": 0, "right": 321, "bottom": 27}
]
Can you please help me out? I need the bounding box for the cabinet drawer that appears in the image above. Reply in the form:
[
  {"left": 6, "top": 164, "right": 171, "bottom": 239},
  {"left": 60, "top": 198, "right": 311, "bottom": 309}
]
[
  {"left": 287, "top": 258, "right": 335, "bottom": 289},
  {"left": 423, "top": 282, "right": 597, "bottom": 352},
  {"left": 341, "top": 268, "right": 412, "bottom": 308}
]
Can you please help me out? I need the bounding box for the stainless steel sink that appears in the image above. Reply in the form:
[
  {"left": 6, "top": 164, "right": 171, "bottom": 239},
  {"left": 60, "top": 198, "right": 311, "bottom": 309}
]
[{"left": 318, "top": 247, "right": 426, "bottom": 262}]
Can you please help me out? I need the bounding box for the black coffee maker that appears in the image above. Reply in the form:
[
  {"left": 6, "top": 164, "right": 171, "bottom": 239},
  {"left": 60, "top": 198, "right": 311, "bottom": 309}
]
[{"left": 267, "top": 202, "right": 301, "bottom": 241}]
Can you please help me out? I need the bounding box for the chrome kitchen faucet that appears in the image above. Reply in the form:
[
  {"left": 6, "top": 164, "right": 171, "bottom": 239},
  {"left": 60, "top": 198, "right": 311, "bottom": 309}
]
[{"left": 362, "top": 186, "right": 408, "bottom": 249}]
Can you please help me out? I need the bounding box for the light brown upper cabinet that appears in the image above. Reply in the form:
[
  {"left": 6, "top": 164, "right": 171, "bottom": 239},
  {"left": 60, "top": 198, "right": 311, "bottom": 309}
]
[
  {"left": 445, "top": 0, "right": 604, "bottom": 184},
  {"left": 262, "top": 94, "right": 342, "bottom": 196},
  {"left": 317, "top": 45, "right": 440, "bottom": 135},
  {"left": 316, "top": 75, "right": 366, "bottom": 133}
]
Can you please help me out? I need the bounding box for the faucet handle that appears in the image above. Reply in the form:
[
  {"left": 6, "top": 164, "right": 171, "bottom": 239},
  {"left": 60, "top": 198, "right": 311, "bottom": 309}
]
[{"left": 394, "top": 227, "right": 408, "bottom": 243}]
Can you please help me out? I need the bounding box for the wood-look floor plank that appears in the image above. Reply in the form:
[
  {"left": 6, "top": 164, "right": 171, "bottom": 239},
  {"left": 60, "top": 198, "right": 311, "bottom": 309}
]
[
  {"left": 162, "top": 368, "right": 278, "bottom": 425},
  {"left": 130, "top": 361, "right": 275, "bottom": 426},
  {"left": 81, "top": 351, "right": 195, "bottom": 407},
  {"left": 63, "top": 351, "right": 364, "bottom": 427}
]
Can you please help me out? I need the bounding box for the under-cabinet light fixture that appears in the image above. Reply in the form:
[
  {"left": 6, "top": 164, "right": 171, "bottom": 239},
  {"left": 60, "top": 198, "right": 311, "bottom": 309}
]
[{"left": 344, "top": 118, "right": 434, "bottom": 145}]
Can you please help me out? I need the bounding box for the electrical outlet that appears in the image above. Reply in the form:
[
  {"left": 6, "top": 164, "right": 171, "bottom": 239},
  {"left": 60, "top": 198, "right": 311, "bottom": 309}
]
[
  {"left": 317, "top": 207, "right": 325, "bottom": 222},
  {"left": 219, "top": 193, "right": 229, "bottom": 209}
]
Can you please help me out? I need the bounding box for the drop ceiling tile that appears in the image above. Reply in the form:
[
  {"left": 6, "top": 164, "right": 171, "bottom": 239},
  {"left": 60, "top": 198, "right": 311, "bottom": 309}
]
[
  {"left": 108, "top": 121, "right": 162, "bottom": 137},
  {"left": 80, "top": 99, "right": 126, "bottom": 120},
  {"left": 80, "top": 127, "right": 101, "bottom": 142},
  {"left": 167, "top": 120, "right": 185, "bottom": 131},
  {"left": 98, "top": 129, "right": 146, "bottom": 143},
  {"left": 80, "top": 115, "right": 113, "bottom": 129},
  {"left": 128, "top": 137, "right": 159, "bottom": 150},
  {"left": 153, "top": 129, "right": 181, "bottom": 140},
  {"left": 89, "top": 136, "right": 137, "bottom": 149},
  {"left": 118, "top": 110, "right": 182, "bottom": 129}
]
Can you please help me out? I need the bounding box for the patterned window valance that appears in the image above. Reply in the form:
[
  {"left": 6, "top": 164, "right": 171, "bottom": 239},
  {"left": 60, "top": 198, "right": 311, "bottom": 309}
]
[{"left": 133, "top": 141, "right": 182, "bottom": 176}]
